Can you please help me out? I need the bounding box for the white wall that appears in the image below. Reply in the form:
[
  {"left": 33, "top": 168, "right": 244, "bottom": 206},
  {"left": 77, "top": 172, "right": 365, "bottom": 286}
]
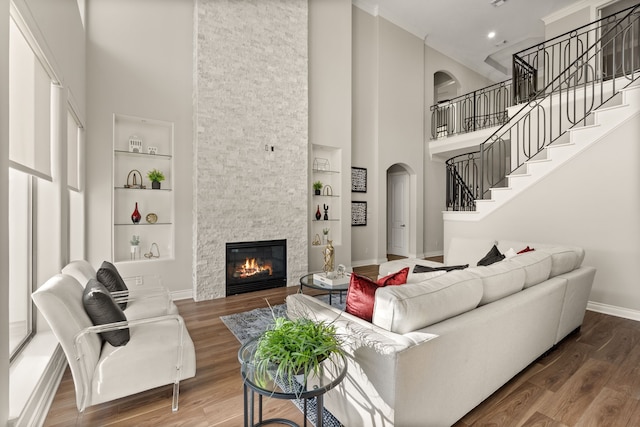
[
  {"left": 445, "top": 112, "right": 640, "bottom": 315},
  {"left": 351, "top": 7, "right": 425, "bottom": 265},
  {"left": 85, "top": 0, "right": 193, "bottom": 292},
  {"left": 351, "top": 6, "right": 378, "bottom": 264},
  {"left": 0, "top": 1, "right": 9, "bottom": 423},
  {"left": 423, "top": 45, "right": 494, "bottom": 257},
  {"left": 377, "top": 18, "right": 425, "bottom": 261},
  {"left": 308, "top": 0, "right": 352, "bottom": 271}
]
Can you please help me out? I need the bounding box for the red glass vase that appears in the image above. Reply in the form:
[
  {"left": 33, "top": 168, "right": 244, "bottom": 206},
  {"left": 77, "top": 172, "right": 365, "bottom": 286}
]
[{"left": 131, "top": 202, "right": 141, "bottom": 224}]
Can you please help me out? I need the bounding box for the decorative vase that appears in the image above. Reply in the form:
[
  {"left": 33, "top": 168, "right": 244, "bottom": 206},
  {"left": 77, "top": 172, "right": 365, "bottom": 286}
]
[
  {"left": 152, "top": 181, "right": 161, "bottom": 190},
  {"left": 323, "top": 240, "right": 335, "bottom": 273},
  {"left": 130, "top": 245, "right": 139, "bottom": 260},
  {"left": 315, "top": 205, "right": 322, "bottom": 220},
  {"left": 131, "top": 202, "right": 141, "bottom": 224},
  {"left": 315, "top": 189, "right": 321, "bottom": 195}
]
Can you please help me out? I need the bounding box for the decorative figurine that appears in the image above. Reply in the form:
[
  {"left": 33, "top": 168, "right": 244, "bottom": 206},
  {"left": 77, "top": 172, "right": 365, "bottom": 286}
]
[
  {"left": 323, "top": 240, "right": 335, "bottom": 273},
  {"left": 323, "top": 203, "right": 329, "bottom": 220}
]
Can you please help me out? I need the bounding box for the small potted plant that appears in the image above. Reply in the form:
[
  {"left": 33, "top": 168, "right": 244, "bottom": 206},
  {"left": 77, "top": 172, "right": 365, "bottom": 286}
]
[
  {"left": 313, "top": 181, "right": 323, "bottom": 195},
  {"left": 130, "top": 235, "right": 140, "bottom": 260},
  {"left": 254, "top": 313, "right": 343, "bottom": 394},
  {"left": 147, "top": 169, "right": 165, "bottom": 189}
]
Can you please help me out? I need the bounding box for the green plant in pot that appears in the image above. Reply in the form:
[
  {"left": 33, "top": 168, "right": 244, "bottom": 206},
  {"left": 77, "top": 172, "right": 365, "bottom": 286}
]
[
  {"left": 147, "top": 169, "right": 165, "bottom": 189},
  {"left": 254, "top": 314, "right": 344, "bottom": 394},
  {"left": 313, "top": 180, "right": 323, "bottom": 195}
]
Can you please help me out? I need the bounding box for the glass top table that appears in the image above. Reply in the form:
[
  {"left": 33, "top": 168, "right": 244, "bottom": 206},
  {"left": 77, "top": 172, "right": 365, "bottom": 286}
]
[
  {"left": 238, "top": 336, "right": 347, "bottom": 427},
  {"left": 299, "top": 273, "right": 350, "bottom": 305}
]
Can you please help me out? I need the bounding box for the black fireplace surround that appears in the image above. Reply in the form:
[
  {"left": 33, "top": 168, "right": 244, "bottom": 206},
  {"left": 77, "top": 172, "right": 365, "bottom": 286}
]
[{"left": 225, "top": 239, "right": 287, "bottom": 296}]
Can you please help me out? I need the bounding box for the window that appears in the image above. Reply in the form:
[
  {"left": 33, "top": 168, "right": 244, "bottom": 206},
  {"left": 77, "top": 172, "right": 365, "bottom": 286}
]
[
  {"left": 8, "top": 170, "right": 34, "bottom": 359},
  {"left": 8, "top": 14, "right": 53, "bottom": 360},
  {"left": 68, "top": 109, "right": 85, "bottom": 260}
]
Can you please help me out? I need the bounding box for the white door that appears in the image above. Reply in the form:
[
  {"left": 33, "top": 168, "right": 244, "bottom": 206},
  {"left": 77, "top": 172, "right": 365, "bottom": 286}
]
[{"left": 388, "top": 172, "right": 409, "bottom": 256}]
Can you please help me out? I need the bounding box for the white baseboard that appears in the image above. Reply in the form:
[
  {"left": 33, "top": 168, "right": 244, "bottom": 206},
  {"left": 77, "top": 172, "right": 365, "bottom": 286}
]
[
  {"left": 587, "top": 301, "right": 640, "bottom": 321},
  {"left": 171, "top": 289, "right": 194, "bottom": 301},
  {"left": 423, "top": 250, "right": 444, "bottom": 259},
  {"left": 351, "top": 258, "right": 387, "bottom": 268}
]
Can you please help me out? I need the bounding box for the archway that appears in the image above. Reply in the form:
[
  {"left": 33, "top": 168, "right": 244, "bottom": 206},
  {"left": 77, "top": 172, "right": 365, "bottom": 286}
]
[{"left": 433, "top": 70, "right": 460, "bottom": 104}]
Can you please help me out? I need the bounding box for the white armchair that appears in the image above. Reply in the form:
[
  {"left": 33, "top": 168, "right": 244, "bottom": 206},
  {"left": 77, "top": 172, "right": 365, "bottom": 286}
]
[
  {"left": 62, "top": 260, "right": 177, "bottom": 320},
  {"left": 32, "top": 274, "right": 196, "bottom": 412}
]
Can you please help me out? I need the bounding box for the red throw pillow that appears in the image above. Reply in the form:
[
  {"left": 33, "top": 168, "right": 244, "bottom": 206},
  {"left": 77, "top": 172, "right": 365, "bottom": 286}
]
[
  {"left": 517, "top": 246, "right": 535, "bottom": 254},
  {"left": 346, "top": 268, "right": 409, "bottom": 322},
  {"left": 377, "top": 267, "right": 409, "bottom": 286},
  {"left": 346, "top": 273, "right": 382, "bottom": 322}
]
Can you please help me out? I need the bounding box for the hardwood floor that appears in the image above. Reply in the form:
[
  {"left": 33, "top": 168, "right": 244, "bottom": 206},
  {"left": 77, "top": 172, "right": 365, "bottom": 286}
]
[{"left": 43, "top": 263, "right": 639, "bottom": 426}]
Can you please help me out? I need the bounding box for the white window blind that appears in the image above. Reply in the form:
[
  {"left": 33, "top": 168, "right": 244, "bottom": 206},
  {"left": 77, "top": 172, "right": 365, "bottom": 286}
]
[
  {"left": 9, "top": 17, "right": 52, "bottom": 179},
  {"left": 67, "top": 110, "right": 80, "bottom": 190}
]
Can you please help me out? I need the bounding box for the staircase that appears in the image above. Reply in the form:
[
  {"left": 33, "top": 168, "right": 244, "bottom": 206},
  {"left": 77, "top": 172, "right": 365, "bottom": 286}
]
[
  {"left": 445, "top": 81, "right": 640, "bottom": 221},
  {"left": 442, "top": 5, "right": 640, "bottom": 221}
]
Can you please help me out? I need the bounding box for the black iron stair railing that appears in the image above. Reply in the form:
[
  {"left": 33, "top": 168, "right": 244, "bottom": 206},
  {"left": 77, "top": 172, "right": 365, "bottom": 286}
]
[
  {"left": 430, "top": 79, "right": 512, "bottom": 140},
  {"left": 445, "top": 4, "right": 639, "bottom": 211}
]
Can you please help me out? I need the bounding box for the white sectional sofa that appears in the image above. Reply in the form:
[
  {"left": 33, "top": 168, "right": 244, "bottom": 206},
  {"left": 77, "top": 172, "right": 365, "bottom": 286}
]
[{"left": 286, "top": 238, "right": 596, "bottom": 426}]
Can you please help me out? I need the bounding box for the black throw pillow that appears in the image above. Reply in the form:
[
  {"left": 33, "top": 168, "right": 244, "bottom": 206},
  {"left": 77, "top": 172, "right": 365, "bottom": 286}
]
[
  {"left": 413, "top": 264, "right": 469, "bottom": 273},
  {"left": 477, "top": 245, "right": 506, "bottom": 266},
  {"left": 96, "top": 261, "right": 129, "bottom": 309},
  {"left": 82, "top": 279, "right": 130, "bottom": 347}
]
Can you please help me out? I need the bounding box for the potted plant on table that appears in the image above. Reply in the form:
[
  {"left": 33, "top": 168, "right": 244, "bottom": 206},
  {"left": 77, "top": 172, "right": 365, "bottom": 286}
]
[
  {"left": 313, "top": 181, "right": 323, "bottom": 195},
  {"left": 147, "top": 169, "right": 165, "bottom": 189},
  {"left": 254, "top": 314, "right": 344, "bottom": 394}
]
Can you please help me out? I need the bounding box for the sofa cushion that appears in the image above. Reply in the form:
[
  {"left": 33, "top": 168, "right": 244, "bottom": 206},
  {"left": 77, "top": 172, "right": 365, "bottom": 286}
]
[
  {"left": 346, "top": 272, "right": 407, "bottom": 322},
  {"left": 538, "top": 247, "right": 585, "bottom": 277},
  {"left": 477, "top": 245, "right": 505, "bottom": 266},
  {"left": 82, "top": 279, "right": 130, "bottom": 347},
  {"left": 378, "top": 267, "right": 409, "bottom": 286},
  {"left": 96, "top": 261, "right": 129, "bottom": 309},
  {"left": 466, "top": 262, "right": 526, "bottom": 305},
  {"left": 372, "top": 270, "right": 483, "bottom": 334},
  {"left": 407, "top": 269, "right": 448, "bottom": 284},
  {"left": 506, "top": 251, "right": 552, "bottom": 288}
]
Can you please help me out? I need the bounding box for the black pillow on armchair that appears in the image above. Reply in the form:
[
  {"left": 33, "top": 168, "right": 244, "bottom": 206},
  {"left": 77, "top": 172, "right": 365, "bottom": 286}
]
[
  {"left": 82, "top": 279, "right": 130, "bottom": 347},
  {"left": 477, "top": 245, "right": 505, "bottom": 266},
  {"left": 96, "top": 261, "right": 129, "bottom": 309}
]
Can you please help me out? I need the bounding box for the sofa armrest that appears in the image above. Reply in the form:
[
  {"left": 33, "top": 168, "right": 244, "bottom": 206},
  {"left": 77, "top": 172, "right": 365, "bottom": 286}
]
[
  {"left": 73, "top": 314, "right": 187, "bottom": 412},
  {"left": 286, "top": 293, "right": 435, "bottom": 352}
]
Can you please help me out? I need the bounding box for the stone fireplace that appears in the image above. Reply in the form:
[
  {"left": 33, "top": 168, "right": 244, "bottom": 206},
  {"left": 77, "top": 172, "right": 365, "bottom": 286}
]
[{"left": 193, "top": 0, "right": 309, "bottom": 300}]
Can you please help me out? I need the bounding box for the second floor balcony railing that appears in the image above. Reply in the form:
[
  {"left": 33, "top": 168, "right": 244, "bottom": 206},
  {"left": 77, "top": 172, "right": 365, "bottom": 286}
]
[{"left": 430, "top": 79, "right": 512, "bottom": 140}]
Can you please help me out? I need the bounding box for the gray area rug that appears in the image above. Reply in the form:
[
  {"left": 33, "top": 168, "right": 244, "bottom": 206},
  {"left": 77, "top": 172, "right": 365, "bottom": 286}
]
[
  {"left": 221, "top": 293, "right": 345, "bottom": 427},
  {"left": 220, "top": 293, "right": 345, "bottom": 344}
]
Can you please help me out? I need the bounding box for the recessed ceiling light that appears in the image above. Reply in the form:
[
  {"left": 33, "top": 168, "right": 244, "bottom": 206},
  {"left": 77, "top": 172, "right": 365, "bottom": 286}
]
[{"left": 488, "top": 31, "right": 496, "bottom": 39}]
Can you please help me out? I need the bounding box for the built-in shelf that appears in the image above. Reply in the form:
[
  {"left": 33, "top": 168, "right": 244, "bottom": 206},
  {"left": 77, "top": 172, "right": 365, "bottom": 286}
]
[
  {"left": 112, "top": 114, "right": 175, "bottom": 263},
  {"left": 310, "top": 145, "right": 342, "bottom": 249}
]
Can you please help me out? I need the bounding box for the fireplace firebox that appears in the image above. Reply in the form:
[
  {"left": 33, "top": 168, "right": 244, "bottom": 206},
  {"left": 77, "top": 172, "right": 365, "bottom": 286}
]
[{"left": 225, "top": 239, "right": 287, "bottom": 296}]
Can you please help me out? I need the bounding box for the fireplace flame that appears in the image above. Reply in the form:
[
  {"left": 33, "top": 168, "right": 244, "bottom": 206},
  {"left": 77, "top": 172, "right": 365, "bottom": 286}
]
[{"left": 236, "top": 257, "right": 272, "bottom": 279}]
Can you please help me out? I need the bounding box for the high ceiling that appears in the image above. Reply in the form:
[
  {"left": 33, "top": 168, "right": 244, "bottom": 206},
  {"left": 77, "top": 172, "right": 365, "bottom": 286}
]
[{"left": 354, "top": 0, "right": 584, "bottom": 82}]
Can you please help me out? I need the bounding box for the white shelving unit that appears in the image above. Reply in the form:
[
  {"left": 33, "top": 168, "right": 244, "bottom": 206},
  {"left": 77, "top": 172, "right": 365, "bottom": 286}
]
[
  {"left": 112, "top": 114, "right": 174, "bottom": 263},
  {"left": 310, "top": 145, "right": 342, "bottom": 252}
]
